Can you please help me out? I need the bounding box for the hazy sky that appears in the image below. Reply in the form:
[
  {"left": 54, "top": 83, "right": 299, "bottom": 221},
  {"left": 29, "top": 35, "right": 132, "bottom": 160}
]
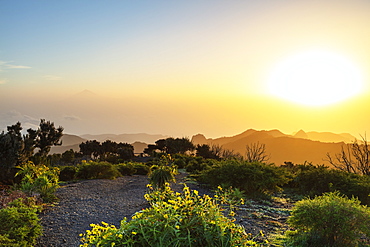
[{"left": 1, "top": 0, "right": 370, "bottom": 138}]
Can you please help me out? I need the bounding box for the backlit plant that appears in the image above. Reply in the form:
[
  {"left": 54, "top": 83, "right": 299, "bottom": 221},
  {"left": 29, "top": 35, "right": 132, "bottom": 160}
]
[
  {"left": 15, "top": 161, "right": 60, "bottom": 203},
  {"left": 80, "top": 183, "right": 258, "bottom": 246}
]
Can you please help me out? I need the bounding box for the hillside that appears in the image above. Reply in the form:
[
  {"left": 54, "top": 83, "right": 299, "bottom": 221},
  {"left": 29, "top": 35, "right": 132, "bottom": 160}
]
[{"left": 192, "top": 129, "right": 351, "bottom": 166}]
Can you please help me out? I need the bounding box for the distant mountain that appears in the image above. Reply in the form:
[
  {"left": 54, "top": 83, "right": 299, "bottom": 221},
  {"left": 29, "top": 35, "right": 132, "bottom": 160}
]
[
  {"left": 50, "top": 134, "right": 87, "bottom": 154},
  {"left": 50, "top": 133, "right": 163, "bottom": 154},
  {"left": 296, "top": 131, "right": 357, "bottom": 143},
  {"left": 191, "top": 129, "right": 351, "bottom": 166},
  {"left": 81, "top": 133, "right": 167, "bottom": 144}
]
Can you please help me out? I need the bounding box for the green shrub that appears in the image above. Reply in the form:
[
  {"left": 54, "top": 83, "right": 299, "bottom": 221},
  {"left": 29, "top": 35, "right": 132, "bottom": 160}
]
[
  {"left": 59, "top": 166, "right": 78, "bottom": 181},
  {"left": 185, "top": 159, "right": 214, "bottom": 174},
  {"left": 115, "top": 163, "right": 136, "bottom": 176},
  {"left": 81, "top": 184, "right": 258, "bottom": 247},
  {"left": 291, "top": 165, "right": 370, "bottom": 205},
  {"left": 132, "top": 163, "right": 150, "bottom": 175},
  {"left": 149, "top": 165, "right": 176, "bottom": 189},
  {"left": 15, "top": 162, "right": 59, "bottom": 203},
  {"left": 198, "top": 160, "right": 291, "bottom": 198},
  {"left": 283, "top": 191, "right": 370, "bottom": 247},
  {"left": 0, "top": 198, "right": 42, "bottom": 247},
  {"left": 75, "top": 161, "right": 121, "bottom": 180}
]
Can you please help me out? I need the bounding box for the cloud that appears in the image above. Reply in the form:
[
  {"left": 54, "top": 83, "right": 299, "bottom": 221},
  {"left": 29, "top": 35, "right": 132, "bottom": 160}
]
[
  {"left": 43, "top": 75, "right": 62, "bottom": 81},
  {"left": 0, "top": 111, "right": 39, "bottom": 132},
  {"left": 63, "top": 115, "right": 81, "bottom": 121},
  {"left": 6, "top": 64, "right": 31, "bottom": 69},
  {"left": 0, "top": 60, "right": 31, "bottom": 72},
  {"left": 0, "top": 79, "right": 7, "bottom": 84}
]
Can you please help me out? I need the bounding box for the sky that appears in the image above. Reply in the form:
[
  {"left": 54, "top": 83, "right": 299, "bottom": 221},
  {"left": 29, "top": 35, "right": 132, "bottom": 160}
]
[{"left": 1, "top": 0, "right": 370, "bottom": 138}]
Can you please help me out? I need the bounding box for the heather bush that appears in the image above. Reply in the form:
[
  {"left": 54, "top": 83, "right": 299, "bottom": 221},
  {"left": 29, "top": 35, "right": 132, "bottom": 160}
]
[
  {"left": 75, "top": 161, "right": 121, "bottom": 180},
  {"left": 198, "top": 160, "right": 291, "bottom": 198},
  {"left": 0, "top": 198, "right": 42, "bottom": 247},
  {"left": 59, "top": 166, "right": 78, "bottom": 181},
  {"left": 115, "top": 162, "right": 136, "bottom": 176},
  {"left": 81, "top": 184, "right": 257, "bottom": 247},
  {"left": 281, "top": 191, "right": 370, "bottom": 247}
]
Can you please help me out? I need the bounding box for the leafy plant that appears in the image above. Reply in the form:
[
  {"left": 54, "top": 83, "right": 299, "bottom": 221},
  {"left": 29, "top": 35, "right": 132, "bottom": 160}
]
[
  {"left": 15, "top": 161, "right": 60, "bottom": 203},
  {"left": 0, "top": 198, "right": 42, "bottom": 247},
  {"left": 282, "top": 191, "right": 370, "bottom": 247},
  {"left": 149, "top": 155, "right": 177, "bottom": 189},
  {"left": 80, "top": 183, "right": 258, "bottom": 247}
]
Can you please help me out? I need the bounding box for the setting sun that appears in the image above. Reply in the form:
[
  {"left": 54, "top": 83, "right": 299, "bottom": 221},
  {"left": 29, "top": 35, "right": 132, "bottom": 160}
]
[{"left": 267, "top": 49, "right": 364, "bottom": 106}]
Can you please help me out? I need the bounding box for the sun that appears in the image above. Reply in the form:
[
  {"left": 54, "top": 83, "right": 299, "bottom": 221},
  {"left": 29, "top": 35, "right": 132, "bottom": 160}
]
[{"left": 267, "top": 49, "right": 364, "bottom": 106}]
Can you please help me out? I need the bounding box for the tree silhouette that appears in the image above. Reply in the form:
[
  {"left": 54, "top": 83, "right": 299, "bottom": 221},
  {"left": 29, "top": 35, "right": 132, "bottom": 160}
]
[
  {"left": 35, "top": 119, "right": 64, "bottom": 157},
  {"left": 245, "top": 142, "right": 269, "bottom": 163},
  {"left": 326, "top": 135, "right": 370, "bottom": 175}
]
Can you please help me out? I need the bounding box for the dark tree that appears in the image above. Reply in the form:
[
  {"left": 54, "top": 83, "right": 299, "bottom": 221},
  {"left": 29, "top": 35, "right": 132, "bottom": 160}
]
[
  {"left": 164, "top": 137, "right": 194, "bottom": 154},
  {"left": 326, "top": 135, "right": 370, "bottom": 175},
  {"left": 0, "top": 123, "right": 23, "bottom": 169},
  {"left": 245, "top": 142, "right": 269, "bottom": 163},
  {"left": 79, "top": 140, "right": 101, "bottom": 159},
  {"left": 117, "top": 143, "right": 134, "bottom": 160},
  {"left": 143, "top": 144, "right": 159, "bottom": 156},
  {"left": 196, "top": 144, "right": 218, "bottom": 159},
  {"left": 35, "top": 119, "right": 64, "bottom": 157}
]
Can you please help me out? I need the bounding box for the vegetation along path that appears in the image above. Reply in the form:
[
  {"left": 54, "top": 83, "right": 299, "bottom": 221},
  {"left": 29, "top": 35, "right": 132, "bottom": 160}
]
[{"left": 36, "top": 173, "right": 293, "bottom": 246}]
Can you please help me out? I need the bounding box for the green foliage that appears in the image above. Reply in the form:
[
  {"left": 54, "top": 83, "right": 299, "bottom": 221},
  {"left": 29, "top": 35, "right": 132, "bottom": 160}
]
[
  {"left": 15, "top": 162, "right": 60, "bottom": 203},
  {"left": 198, "top": 160, "right": 291, "bottom": 198},
  {"left": 288, "top": 164, "right": 370, "bottom": 205},
  {"left": 282, "top": 192, "right": 370, "bottom": 247},
  {"left": 59, "top": 166, "right": 78, "bottom": 181},
  {"left": 80, "top": 184, "right": 258, "bottom": 247},
  {"left": 0, "top": 198, "right": 42, "bottom": 247},
  {"left": 115, "top": 162, "right": 136, "bottom": 176},
  {"left": 132, "top": 163, "right": 150, "bottom": 175},
  {"left": 148, "top": 155, "right": 177, "bottom": 189},
  {"left": 0, "top": 120, "right": 63, "bottom": 184},
  {"left": 75, "top": 161, "right": 121, "bottom": 180},
  {"left": 186, "top": 158, "right": 215, "bottom": 174}
]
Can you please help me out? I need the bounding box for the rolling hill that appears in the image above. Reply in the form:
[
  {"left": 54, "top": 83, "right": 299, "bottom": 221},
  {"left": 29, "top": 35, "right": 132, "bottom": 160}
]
[{"left": 191, "top": 129, "right": 353, "bottom": 166}]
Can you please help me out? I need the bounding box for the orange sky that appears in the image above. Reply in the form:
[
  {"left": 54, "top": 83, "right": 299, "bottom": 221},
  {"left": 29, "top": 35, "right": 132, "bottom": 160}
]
[{"left": 1, "top": 1, "right": 370, "bottom": 138}]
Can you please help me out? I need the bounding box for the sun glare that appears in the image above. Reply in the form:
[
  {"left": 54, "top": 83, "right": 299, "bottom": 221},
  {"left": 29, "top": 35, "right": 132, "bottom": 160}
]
[{"left": 267, "top": 49, "right": 364, "bottom": 106}]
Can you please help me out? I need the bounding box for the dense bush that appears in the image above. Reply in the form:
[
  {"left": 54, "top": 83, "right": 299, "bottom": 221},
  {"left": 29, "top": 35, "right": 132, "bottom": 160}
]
[
  {"left": 15, "top": 162, "right": 60, "bottom": 203},
  {"left": 185, "top": 158, "right": 215, "bottom": 174},
  {"left": 115, "top": 162, "right": 136, "bottom": 176},
  {"left": 132, "top": 163, "right": 150, "bottom": 175},
  {"left": 0, "top": 198, "right": 42, "bottom": 247},
  {"left": 281, "top": 192, "right": 370, "bottom": 247},
  {"left": 80, "top": 184, "right": 257, "bottom": 247},
  {"left": 75, "top": 161, "right": 121, "bottom": 180},
  {"left": 289, "top": 164, "right": 370, "bottom": 205},
  {"left": 59, "top": 166, "right": 78, "bottom": 181},
  {"left": 198, "top": 160, "right": 291, "bottom": 198}
]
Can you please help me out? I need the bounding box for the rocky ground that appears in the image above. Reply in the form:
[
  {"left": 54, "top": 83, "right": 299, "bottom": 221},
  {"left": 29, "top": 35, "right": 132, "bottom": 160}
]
[{"left": 36, "top": 173, "right": 293, "bottom": 246}]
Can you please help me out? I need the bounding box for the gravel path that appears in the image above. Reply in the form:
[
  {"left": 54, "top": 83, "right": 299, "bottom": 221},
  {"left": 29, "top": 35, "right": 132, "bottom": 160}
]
[
  {"left": 36, "top": 176, "right": 151, "bottom": 247},
  {"left": 36, "top": 174, "right": 208, "bottom": 247}
]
